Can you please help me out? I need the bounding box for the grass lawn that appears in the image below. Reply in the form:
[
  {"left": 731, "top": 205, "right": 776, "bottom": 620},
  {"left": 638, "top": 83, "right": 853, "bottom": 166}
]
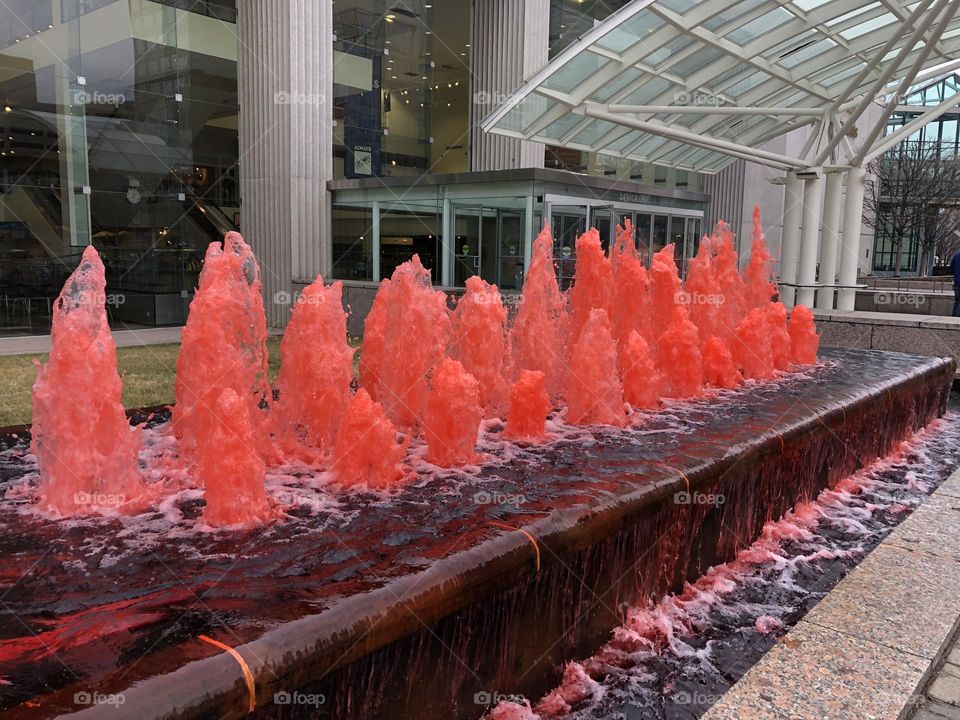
[{"left": 0, "top": 337, "right": 284, "bottom": 428}]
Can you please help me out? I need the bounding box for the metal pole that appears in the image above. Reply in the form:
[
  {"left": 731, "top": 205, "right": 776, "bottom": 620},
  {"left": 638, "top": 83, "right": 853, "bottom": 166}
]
[
  {"left": 797, "top": 175, "right": 824, "bottom": 308},
  {"left": 816, "top": 172, "right": 843, "bottom": 310},
  {"left": 779, "top": 171, "right": 802, "bottom": 307},
  {"left": 837, "top": 167, "right": 866, "bottom": 311}
]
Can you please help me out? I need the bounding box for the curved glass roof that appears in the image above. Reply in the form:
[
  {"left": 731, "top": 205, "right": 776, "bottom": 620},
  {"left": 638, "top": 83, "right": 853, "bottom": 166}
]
[{"left": 482, "top": 0, "right": 960, "bottom": 174}]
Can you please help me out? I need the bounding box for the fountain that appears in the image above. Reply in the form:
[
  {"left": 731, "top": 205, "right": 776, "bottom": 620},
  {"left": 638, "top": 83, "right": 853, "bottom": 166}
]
[
  {"left": 31, "top": 246, "right": 146, "bottom": 515},
  {"left": 1, "top": 208, "right": 955, "bottom": 720}
]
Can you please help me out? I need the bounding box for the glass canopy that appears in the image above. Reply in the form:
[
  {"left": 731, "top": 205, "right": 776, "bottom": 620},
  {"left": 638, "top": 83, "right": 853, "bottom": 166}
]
[{"left": 482, "top": 0, "right": 960, "bottom": 174}]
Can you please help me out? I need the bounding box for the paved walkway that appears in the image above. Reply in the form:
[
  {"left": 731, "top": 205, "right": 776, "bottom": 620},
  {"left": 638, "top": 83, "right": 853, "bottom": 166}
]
[
  {"left": 0, "top": 327, "right": 184, "bottom": 356},
  {"left": 705, "top": 468, "right": 960, "bottom": 720},
  {"left": 913, "top": 638, "right": 960, "bottom": 719}
]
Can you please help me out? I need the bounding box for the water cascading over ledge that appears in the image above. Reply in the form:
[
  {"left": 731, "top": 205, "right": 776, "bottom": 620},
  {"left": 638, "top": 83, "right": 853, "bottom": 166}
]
[{"left": 39, "top": 348, "right": 953, "bottom": 720}]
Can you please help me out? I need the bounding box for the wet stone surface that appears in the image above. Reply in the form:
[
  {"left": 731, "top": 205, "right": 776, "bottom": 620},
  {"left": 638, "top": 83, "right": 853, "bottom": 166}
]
[{"left": 0, "top": 348, "right": 952, "bottom": 717}]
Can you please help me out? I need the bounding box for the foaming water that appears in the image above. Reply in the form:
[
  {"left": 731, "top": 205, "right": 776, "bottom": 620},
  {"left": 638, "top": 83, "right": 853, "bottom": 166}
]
[
  {"left": 30, "top": 246, "right": 146, "bottom": 515},
  {"left": 485, "top": 410, "right": 960, "bottom": 720}
]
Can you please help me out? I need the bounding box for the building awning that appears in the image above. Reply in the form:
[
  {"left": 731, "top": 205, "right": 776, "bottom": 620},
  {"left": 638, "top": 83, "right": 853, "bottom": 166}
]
[{"left": 482, "top": 0, "right": 960, "bottom": 174}]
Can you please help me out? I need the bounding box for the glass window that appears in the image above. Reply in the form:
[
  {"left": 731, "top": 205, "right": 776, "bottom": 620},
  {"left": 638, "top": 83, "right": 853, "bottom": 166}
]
[
  {"left": 380, "top": 204, "right": 440, "bottom": 282},
  {"left": 333, "top": 1, "right": 470, "bottom": 179},
  {"left": 331, "top": 205, "right": 373, "bottom": 281},
  {"left": 0, "top": 0, "right": 239, "bottom": 334}
]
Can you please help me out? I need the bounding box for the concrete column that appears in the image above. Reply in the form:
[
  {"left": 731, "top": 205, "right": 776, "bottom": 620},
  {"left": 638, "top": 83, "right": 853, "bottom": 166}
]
[
  {"left": 779, "top": 171, "right": 802, "bottom": 307},
  {"left": 237, "top": 0, "right": 333, "bottom": 328},
  {"left": 471, "top": 0, "right": 549, "bottom": 171},
  {"left": 816, "top": 172, "right": 843, "bottom": 310},
  {"left": 796, "top": 175, "right": 823, "bottom": 308},
  {"left": 838, "top": 167, "right": 866, "bottom": 311}
]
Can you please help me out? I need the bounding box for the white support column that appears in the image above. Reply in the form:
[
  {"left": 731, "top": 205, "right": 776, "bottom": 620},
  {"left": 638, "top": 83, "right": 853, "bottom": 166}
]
[
  {"left": 779, "top": 171, "right": 802, "bottom": 307},
  {"left": 816, "top": 172, "right": 843, "bottom": 310},
  {"left": 238, "top": 0, "right": 333, "bottom": 328},
  {"left": 796, "top": 175, "right": 823, "bottom": 308},
  {"left": 838, "top": 167, "right": 866, "bottom": 311},
  {"left": 471, "top": 0, "right": 549, "bottom": 170}
]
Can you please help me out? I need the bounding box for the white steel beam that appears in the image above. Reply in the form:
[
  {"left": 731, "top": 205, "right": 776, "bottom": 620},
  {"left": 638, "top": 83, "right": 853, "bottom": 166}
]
[
  {"left": 837, "top": 167, "right": 866, "bottom": 311},
  {"left": 816, "top": 172, "right": 844, "bottom": 310},
  {"left": 797, "top": 175, "right": 824, "bottom": 308}
]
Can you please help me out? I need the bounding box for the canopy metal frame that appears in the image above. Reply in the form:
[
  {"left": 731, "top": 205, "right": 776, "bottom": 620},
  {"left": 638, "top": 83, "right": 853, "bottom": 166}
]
[{"left": 481, "top": 0, "right": 960, "bottom": 174}]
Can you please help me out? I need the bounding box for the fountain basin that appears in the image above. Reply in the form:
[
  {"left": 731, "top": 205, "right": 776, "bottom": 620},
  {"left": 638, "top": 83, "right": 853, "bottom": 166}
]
[{"left": 0, "top": 348, "right": 953, "bottom": 720}]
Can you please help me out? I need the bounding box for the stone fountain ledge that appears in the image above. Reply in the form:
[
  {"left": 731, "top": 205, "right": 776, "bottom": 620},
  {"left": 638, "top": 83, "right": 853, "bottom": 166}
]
[
  {"left": 704, "top": 466, "right": 960, "bottom": 720},
  {"left": 23, "top": 348, "right": 954, "bottom": 720}
]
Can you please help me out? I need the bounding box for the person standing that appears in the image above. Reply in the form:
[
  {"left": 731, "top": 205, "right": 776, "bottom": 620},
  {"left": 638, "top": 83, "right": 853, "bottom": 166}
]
[{"left": 952, "top": 249, "right": 960, "bottom": 316}]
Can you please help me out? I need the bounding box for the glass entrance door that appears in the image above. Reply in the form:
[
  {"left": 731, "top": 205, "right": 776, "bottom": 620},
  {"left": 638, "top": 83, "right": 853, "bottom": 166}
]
[
  {"left": 498, "top": 210, "right": 525, "bottom": 290},
  {"left": 454, "top": 205, "right": 481, "bottom": 287},
  {"left": 550, "top": 205, "right": 587, "bottom": 290},
  {"left": 589, "top": 205, "right": 615, "bottom": 252}
]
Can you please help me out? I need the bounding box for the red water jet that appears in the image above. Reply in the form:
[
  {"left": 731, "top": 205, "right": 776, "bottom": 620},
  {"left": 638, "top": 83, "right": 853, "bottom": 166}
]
[
  {"left": 648, "top": 246, "right": 683, "bottom": 342},
  {"left": 733, "top": 307, "right": 775, "bottom": 380},
  {"left": 567, "top": 309, "right": 625, "bottom": 426},
  {"left": 702, "top": 336, "right": 742, "bottom": 389},
  {"left": 568, "top": 228, "right": 613, "bottom": 345},
  {"left": 364, "top": 256, "right": 451, "bottom": 429},
  {"left": 174, "top": 232, "right": 272, "bottom": 464},
  {"left": 423, "top": 358, "right": 483, "bottom": 466},
  {"left": 274, "top": 277, "right": 355, "bottom": 461},
  {"left": 610, "top": 220, "right": 651, "bottom": 348},
  {"left": 358, "top": 279, "right": 390, "bottom": 402},
  {"left": 32, "top": 246, "right": 146, "bottom": 515},
  {"left": 449, "top": 276, "right": 510, "bottom": 414},
  {"left": 789, "top": 305, "right": 820, "bottom": 365},
  {"left": 656, "top": 308, "right": 703, "bottom": 399},
  {"left": 620, "top": 330, "right": 661, "bottom": 410},
  {"left": 510, "top": 226, "right": 569, "bottom": 403},
  {"left": 504, "top": 370, "right": 551, "bottom": 440},
  {"left": 332, "top": 389, "right": 409, "bottom": 489},
  {"left": 767, "top": 302, "right": 792, "bottom": 371},
  {"left": 743, "top": 207, "right": 777, "bottom": 310},
  {"left": 198, "top": 388, "right": 270, "bottom": 526}
]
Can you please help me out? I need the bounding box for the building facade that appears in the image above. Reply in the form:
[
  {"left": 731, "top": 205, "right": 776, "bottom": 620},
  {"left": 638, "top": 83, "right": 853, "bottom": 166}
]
[{"left": 0, "top": 0, "right": 716, "bottom": 334}]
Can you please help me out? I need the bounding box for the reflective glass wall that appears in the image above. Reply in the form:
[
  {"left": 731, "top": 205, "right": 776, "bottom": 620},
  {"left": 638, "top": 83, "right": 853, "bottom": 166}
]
[
  {"left": 332, "top": 0, "right": 471, "bottom": 181},
  {"left": 544, "top": 0, "right": 702, "bottom": 193},
  {"left": 0, "top": 0, "right": 239, "bottom": 333}
]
